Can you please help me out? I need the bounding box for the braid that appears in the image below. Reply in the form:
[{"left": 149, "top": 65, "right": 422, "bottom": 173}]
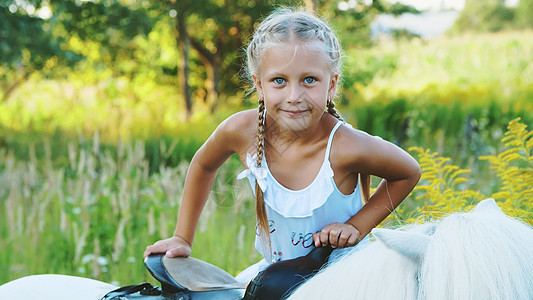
[
  {"left": 255, "top": 99, "right": 271, "bottom": 253},
  {"left": 327, "top": 99, "right": 343, "bottom": 121},
  {"left": 256, "top": 99, "right": 265, "bottom": 165}
]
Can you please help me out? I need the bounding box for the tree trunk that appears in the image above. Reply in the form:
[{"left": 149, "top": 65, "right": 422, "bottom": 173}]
[
  {"left": 176, "top": 11, "right": 193, "bottom": 120},
  {"left": 190, "top": 37, "right": 220, "bottom": 114},
  {"left": 304, "top": 0, "right": 319, "bottom": 14},
  {"left": 0, "top": 72, "right": 31, "bottom": 103},
  {"left": 210, "top": 54, "right": 221, "bottom": 113},
  {"left": 197, "top": 54, "right": 216, "bottom": 105}
]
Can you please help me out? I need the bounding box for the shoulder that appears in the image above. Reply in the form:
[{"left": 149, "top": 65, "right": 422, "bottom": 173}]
[
  {"left": 218, "top": 109, "right": 257, "bottom": 132},
  {"left": 209, "top": 109, "right": 258, "bottom": 154},
  {"left": 333, "top": 123, "right": 384, "bottom": 154},
  {"left": 331, "top": 122, "right": 420, "bottom": 178},
  {"left": 331, "top": 122, "right": 398, "bottom": 168}
]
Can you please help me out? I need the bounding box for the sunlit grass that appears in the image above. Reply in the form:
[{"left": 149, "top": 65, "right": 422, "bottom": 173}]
[{"left": 0, "top": 138, "right": 259, "bottom": 285}]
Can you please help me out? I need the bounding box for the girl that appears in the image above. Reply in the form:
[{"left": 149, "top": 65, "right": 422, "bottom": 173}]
[{"left": 144, "top": 8, "right": 421, "bottom": 281}]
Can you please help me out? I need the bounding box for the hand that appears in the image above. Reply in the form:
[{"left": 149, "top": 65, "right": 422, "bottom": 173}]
[
  {"left": 313, "top": 222, "right": 360, "bottom": 249},
  {"left": 143, "top": 235, "right": 192, "bottom": 259}
]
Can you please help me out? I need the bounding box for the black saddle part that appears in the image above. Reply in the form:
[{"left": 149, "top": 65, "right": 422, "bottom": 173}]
[
  {"left": 145, "top": 254, "right": 189, "bottom": 294},
  {"left": 243, "top": 246, "right": 334, "bottom": 300},
  {"left": 100, "top": 282, "right": 189, "bottom": 300}
]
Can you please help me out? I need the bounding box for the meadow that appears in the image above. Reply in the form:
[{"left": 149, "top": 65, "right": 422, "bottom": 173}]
[{"left": 1, "top": 30, "right": 532, "bottom": 285}]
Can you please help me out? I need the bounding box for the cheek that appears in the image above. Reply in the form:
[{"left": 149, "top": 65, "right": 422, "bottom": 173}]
[
  {"left": 263, "top": 99, "right": 278, "bottom": 115},
  {"left": 309, "top": 92, "right": 328, "bottom": 108},
  {"left": 263, "top": 93, "right": 283, "bottom": 107}
]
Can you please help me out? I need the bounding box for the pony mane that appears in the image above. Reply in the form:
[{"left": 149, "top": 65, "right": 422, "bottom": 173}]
[
  {"left": 287, "top": 223, "right": 436, "bottom": 299},
  {"left": 419, "top": 202, "right": 533, "bottom": 299}
]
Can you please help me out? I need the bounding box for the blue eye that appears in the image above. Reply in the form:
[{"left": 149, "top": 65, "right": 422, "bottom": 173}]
[
  {"left": 304, "top": 77, "right": 316, "bottom": 84},
  {"left": 274, "top": 78, "right": 286, "bottom": 84}
]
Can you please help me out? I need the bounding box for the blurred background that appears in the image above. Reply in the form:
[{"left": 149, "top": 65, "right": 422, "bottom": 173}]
[{"left": 1, "top": 0, "right": 532, "bottom": 286}]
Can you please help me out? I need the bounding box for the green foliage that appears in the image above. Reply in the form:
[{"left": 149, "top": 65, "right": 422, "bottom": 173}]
[
  {"left": 343, "top": 31, "right": 533, "bottom": 166},
  {"left": 407, "top": 147, "right": 483, "bottom": 221},
  {"left": 516, "top": 0, "right": 533, "bottom": 28},
  {"left": 479, "top": 118, "right": 533, "bottom": 220},
  {"left": 0, "top": 4, "right": 82, "bottom": 102},
  {"left": 56, "top": 1, "right": 154, "bottom": 44},
  {"left": 403, "top": 119, "right": 533, "bottom": 225},
  {"left": 452, "top": 0, "right": 516, "bottom": 32},
  {"left": 451, "top": 0, "right": 533, "bottom": 33}
]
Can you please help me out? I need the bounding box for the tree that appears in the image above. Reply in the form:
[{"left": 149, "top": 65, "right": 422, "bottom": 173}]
[
  {"left": 149, "top": 0, "right": 295, "bottom": 116},
  {"left": 452, "top": 0, "right": 516, "bottom": 32},
  {"left": 0, "top": 1, "right": 81, "bottom": 102},
  {"left": 516, "top": 0, "right": 533, "bottom": 28},
  {"left": 0, "top": 0, "right": 155, "bottom": 103},
  {"left": 51, "top": 0, "right": 155, "bottom": 78}
]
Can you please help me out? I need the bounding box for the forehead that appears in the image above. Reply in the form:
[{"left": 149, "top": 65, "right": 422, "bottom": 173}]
[{"left": 259, "top": 41, "right": 332, "bottom": 76}]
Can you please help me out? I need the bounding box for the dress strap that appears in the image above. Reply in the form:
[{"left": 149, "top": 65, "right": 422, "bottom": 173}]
[{"left": 324, "top": 121, "right": 343, "bottom": 159}]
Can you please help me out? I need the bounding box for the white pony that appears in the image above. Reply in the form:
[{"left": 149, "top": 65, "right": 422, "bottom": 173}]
[
  {"left": 288, "top": 198, "right": 533, "bottom": 300},
  {"left": 0, "top": 274, "right": 118, "bottom": 300}
]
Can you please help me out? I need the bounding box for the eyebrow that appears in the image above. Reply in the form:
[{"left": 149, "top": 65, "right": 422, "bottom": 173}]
[{"left": 264, "top": 71, "right": 324, "bottom": 79}]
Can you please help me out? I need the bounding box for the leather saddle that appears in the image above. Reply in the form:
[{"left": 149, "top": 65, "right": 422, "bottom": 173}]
[
  {"left": 101, "top": 254, "right": 246, "bottom": 299},
  {"left": 102, "top": 246, "right": 332, "bottom": 300}
]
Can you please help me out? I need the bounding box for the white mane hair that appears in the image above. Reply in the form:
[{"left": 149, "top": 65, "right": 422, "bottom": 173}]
[{"left": 288, "top": 199, "right": 533, "bottom": 300}]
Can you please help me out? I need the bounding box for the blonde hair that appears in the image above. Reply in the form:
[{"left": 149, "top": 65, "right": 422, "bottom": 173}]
[{"left": 246, "top": 8, "right": 371, "bottom": 253}]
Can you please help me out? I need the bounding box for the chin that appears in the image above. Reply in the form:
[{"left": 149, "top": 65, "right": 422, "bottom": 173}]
[{"left": 278, "top": 118, "right": 313, "bottom": 133}]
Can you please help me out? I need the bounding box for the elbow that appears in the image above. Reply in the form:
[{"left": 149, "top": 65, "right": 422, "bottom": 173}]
[{"left": 411, "top": 162, "right": 422, "bottom": 185}]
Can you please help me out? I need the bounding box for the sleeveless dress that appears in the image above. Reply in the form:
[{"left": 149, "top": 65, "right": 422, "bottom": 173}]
[{"left": 235, "top": 121, "right": 369, "bottom": 283}]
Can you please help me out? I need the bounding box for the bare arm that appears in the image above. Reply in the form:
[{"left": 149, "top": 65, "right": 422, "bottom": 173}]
[
  {"left": 144, "top": 112, "right": 254, "bottom": 258},
  {"left": 346, "top": 135, "right": 421, "bottom": 240},
  {"left": 314, "top": 130, "right": 421, "bottom": 248}
]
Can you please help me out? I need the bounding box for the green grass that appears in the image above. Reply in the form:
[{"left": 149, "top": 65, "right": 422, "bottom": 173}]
[{"left": 0, "top": 140, "right": 259, "bottom": 285}]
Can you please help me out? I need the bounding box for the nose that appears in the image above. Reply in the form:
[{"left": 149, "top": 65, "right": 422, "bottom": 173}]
[{"left": 287, "top": 82, "right": 303, "bottom": 104}]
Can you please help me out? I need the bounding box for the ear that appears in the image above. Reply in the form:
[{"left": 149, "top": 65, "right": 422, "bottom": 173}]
[
  {"left": 473, "top": 198, "right": 505, "bottom": 215},
  {"left": 252, "top": 73, "right": 264, "bottom": 99},
  {"left": 372, "top": 228, "right": 430, "bottom": 261},
  {"left": 327, "top": 73, "right": 339, "bottom": 100}
]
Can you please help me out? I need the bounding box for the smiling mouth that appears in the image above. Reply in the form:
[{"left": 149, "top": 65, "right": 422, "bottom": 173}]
[
  {"left": 282, "top": 109, "right": 309, "bottom": 114},
  {"left": 282, "top": 109, "right": 309, "bottom": 117}
]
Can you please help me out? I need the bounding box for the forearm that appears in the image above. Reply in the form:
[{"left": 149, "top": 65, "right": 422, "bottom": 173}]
[
  {"left": 173, "top": 158, "right": 218, "bottom": 246},
  {"left": 346, "top": 177, "right": 417, "bottom": 240}
]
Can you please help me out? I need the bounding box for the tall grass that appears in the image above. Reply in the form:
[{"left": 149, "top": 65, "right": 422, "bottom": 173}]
[{"left": 0, "top": 135, "right": 259, "bottom": 285}]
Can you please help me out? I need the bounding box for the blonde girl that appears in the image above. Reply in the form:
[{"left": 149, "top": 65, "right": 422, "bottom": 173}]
[{"left": 144, "top": 8, "right": 421, "bottom": 280}]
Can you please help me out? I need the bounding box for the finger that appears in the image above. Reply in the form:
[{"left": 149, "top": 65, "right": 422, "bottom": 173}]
[
  {"left": 346, "top": 232, "right": 358, "bottom": 247},
  {"left": 144, "top": 243, "right": 168, "bottom": 258},
  {"left": 313, "top": 233, "right": 321, "bottom": 247},
  {"left": 166, "top": 249, "right": 178, "bottom": 258},
  {"left": 320, "top": 229, "right": 331, "bottom": 247},
  {"left": 328, "top": 228, "right": 341, "bottom": 248},
  {"left": 143, "top": 245, "right": 156, "bottom": 259},
  {"left": 166, "top": 245, "right": 191, "bottom": 258},
  {"left": 337, "top": 231, "right": 350, "bottom": 248}
]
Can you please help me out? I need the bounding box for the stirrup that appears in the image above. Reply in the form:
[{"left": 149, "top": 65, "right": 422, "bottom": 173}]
[{"left": 101, "top": 282, "right": 172, "bottom": 299}]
